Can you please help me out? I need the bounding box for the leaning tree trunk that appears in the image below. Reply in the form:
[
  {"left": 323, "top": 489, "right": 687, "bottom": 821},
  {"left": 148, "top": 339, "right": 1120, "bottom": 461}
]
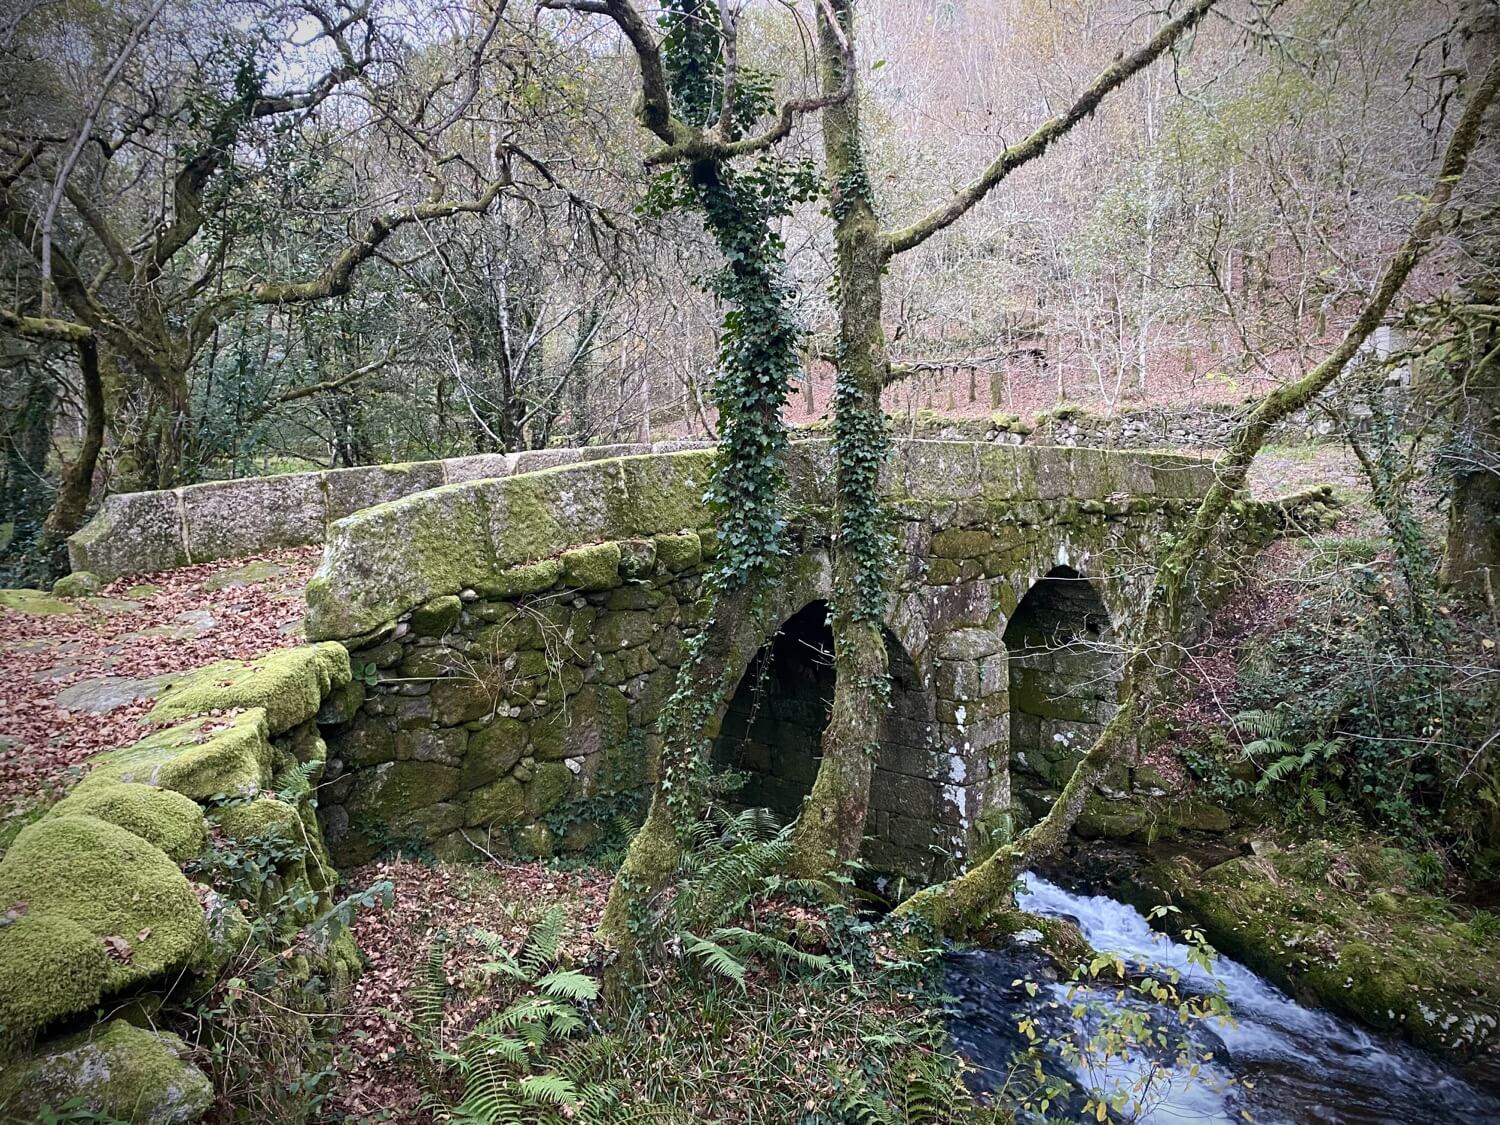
[
  {"left": 897, "top": 56, "right": 1500, "bottom": 937},
  {"left": 789, "top": 0, "right": 892, "bottom": 877}
]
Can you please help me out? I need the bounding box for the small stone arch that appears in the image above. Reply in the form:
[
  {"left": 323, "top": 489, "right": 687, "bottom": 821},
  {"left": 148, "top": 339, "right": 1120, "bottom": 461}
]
[
  {"left": 1003, "top": 565, "right": 1124, "bottom": 824},
  {"left": 711, "top": 600, "right": 948, "bottom": 883}
]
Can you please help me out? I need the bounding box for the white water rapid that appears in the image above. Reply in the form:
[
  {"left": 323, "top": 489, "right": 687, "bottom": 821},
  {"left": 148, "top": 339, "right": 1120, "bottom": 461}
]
[{"left": 943, "top": 873, "right": 1499, "bottom": 1124}]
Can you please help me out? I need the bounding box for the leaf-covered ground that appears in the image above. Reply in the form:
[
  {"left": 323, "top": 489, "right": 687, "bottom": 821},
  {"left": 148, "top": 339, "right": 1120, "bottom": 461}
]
[
  {"left": 328, "top": 858, "right": 612, "bottom": 1122},
  {"left": 0, "top": 548, "right": 318, "bottom": 813}
]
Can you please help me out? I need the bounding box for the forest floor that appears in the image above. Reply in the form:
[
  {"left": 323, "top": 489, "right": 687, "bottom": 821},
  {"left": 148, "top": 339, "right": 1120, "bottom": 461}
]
[{"left": 329, "top": 857, "right": 613, "bottom": 1120}]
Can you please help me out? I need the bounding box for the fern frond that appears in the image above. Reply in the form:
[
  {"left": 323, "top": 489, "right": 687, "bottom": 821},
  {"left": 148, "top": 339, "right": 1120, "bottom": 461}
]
[
  {"left": 521, "top": 905, "right": 567, "bottom": 974},
  {"left": 534, "top": 969, "right": 599, "bottom": 1003},
  {"left": 415, "top": 932, "right": 450, "bottom": 1039},
  {"left": 517, "top": 1072, "right": 579, "bottom": 1107},
  {"left": 682, "top": 933, "right": 747, "bottom": 985}
]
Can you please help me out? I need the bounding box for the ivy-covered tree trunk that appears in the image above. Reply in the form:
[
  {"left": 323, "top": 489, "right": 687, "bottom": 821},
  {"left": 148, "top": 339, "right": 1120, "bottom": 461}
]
[{"left": 790, "top": 0, "right": 891, "bottom": 876}]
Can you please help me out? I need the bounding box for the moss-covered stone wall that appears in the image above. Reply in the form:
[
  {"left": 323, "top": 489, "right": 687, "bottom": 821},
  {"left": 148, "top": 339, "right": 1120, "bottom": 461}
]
[
  {"left": 66, "top": 441, "right": 710, "bottom": 581},
  {"left": 0, "top": 645, "right": 361, "bottom": 1121},
  {"left": 317, "top": 441, "right": 1232, "bottom": 881}
]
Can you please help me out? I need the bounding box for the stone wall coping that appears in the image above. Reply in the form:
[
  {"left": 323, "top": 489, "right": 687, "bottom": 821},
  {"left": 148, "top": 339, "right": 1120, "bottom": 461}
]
[
  {"left": 304, "top": 439, "right": 1220, "bottom": 642},
  {"left": 66, "top": 441, "right": 716, "bottom": 581}
]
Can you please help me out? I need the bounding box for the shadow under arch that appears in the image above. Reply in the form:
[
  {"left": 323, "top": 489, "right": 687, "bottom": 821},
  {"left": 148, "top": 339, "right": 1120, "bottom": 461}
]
[
  {"left": 1003, "top": 565, "right": 1123, "bottom": 826},
  {"left": 710, "top": 600, "right": 949, "bottom": 883}
]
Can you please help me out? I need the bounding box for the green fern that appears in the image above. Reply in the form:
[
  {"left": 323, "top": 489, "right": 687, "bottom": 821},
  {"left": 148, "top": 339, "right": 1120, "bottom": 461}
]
[{"left": 403, "top": 912, "right": 638, "bottom": 1125}]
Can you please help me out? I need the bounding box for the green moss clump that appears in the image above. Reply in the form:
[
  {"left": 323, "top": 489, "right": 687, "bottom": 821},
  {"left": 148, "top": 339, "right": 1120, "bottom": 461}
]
[
  {"left": 0, "top": 913, "right": 110, "bottom": 1039},
  {"left": 149, "top": 642, "right": 351, "bottom": 734},
  {"left": 410, "top": 594, "right": 462, "bottom": 637},
  {"left": 478, "top": 558, "right": 564, "bottom": 599},
  {"left": 52, "top": 571, "right": 103, "bottom": 598},
  {"left": 0, "top": 1018, "right": 213, "bottom": 1123},
  {"left": 0, "top": 816, "right": 207, "bottom": 1026},
  {"left": 653, "top": 532, "right": 702, "bottom": 573},
  {"left": 0, "top": 588, "right": 76, "bottom": 616},
  {"left": 562, "top": 542, "right": 622, "bottom": 591},
  {"left": 76, "top": 709, "right": 275, "bottom": 801},
  {"left": 527, "top": 761, "right": 573, "bottom": 817},
  {"left": 988, "top": 412, "right": 1032, "bottom": 434},
  {"left": 47, "top": 782, "right": 207, "bottom": 863},
  {"left": 211, "top": 797, "right": 303, "bottom": 845},
  {"left": 466, "top": 776, "right": 526, "bottom": 825}
]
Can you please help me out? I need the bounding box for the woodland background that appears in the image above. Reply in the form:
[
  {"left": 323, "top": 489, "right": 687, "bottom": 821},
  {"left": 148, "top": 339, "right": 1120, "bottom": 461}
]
[{"left": 1, "top": 0, "right": 1477, "bottom": 582}]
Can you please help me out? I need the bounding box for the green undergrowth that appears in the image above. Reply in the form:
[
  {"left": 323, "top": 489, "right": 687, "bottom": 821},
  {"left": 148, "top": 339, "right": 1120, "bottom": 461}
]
[
  {"left": 391, "top": 807, "right": 1003, "bottom": 1124},
  {"left": 1172, "top": 514, "right": 1499, "bottom": 859}
]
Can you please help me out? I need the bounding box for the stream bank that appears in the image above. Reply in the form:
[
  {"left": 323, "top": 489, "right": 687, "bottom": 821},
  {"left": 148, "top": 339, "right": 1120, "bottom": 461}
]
[{"left": 947, "top": 871, "right": 1500, "bottom": 1124}]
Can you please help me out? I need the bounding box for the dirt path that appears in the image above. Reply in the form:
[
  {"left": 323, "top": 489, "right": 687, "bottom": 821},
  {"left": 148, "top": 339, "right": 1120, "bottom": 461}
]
[{"left": 0, "top": 547, "right": 319, "bottom": 812}]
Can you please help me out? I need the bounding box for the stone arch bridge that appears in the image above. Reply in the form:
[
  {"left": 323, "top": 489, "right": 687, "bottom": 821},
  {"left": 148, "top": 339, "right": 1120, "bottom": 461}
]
[{"left": 299, "top": 439, "right": 1262, "bottom": 878}]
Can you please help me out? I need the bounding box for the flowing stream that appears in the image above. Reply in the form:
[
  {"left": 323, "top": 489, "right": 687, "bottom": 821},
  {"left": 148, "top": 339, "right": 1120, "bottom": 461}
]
[{"left": 945, "top": 873, "right": 1500, "bottom": 1124}]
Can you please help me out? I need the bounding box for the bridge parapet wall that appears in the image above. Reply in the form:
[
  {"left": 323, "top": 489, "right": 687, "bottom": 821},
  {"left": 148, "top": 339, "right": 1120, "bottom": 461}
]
[
  {"left": 305, "top": 440, "right": 1219, "bottom": 642},
  {"left": 66, "top": 442, "right": 707, "bottom": 581}
]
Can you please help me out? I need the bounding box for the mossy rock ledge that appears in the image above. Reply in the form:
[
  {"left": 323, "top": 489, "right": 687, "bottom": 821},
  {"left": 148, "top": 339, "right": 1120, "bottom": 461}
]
[
  {"left": 149, "top": 641, "right": 351, "bottom": 734},
  {"left": 1151, "top": 842, "right": 1500, "bottom": 1058},
  {"left": 0, "top": 644, "right": 362, "bottom": 1120}
]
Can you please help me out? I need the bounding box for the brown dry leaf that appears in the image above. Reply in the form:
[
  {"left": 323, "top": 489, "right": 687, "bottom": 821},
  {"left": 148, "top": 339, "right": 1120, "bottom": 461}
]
[{"left": 103, "top": 934, "right": 132, "bottom": 962}]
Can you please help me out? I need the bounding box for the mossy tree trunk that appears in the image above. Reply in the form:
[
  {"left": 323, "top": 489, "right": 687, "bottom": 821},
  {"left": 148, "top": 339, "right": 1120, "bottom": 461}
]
[
  {"left": 790, "top": 0, "right": 891, "bottom": 876},
  {"left": 897, "top": 56, "right": 1500, "bottom": 936},
  {"left": 1441, "top": 1, "right": 1500, "bottom": 606}
]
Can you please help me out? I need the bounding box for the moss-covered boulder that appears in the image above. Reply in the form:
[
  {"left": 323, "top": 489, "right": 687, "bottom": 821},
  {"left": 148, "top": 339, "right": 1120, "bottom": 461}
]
[
  {"left": 47, "top": 782, "right": 208, "bottom": 863},
  {"left": 0, "top": 914, "right": 110, "bottom": 1040},
  {"left": 0, "top": 816, "right": 207, "bottom": 1037},
  {"left": 149, "top": 642, "right": 351, "bottom": 734},
  {"left": 0, "top": 1018, "right": 212, "bottom": 1124},
  {"left": 76, "top": 709, "right": 275, "bottom": 801},
  {"left": 1154, "top": 842, "right": 1500, "bottom": 1058},
  {"left": 51, "top": 570, "right": 103, "bottom": 598}
]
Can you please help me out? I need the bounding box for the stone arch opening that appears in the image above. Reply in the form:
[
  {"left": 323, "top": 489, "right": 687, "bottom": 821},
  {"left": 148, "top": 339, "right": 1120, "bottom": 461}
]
[
  {"left": 1003, "top": 566, "right": 1122, "bottom": 822},
  {"left": 712, "top": 601, "right": 947, "bottom": 882}
]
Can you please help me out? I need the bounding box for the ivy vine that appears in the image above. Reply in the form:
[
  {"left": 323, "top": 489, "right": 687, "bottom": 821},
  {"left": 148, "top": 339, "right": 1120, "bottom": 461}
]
[
  {"left": 827, "top": 133, "right": 893, "bottom": 624},
  {"left": 639, "top": 0, "right": 819, "bottom": 830}
]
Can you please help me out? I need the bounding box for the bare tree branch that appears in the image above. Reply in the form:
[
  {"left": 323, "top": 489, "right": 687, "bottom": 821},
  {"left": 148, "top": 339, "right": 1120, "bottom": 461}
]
[{"left": 880, "top": 0, "right": 1220, "bottom": 259}]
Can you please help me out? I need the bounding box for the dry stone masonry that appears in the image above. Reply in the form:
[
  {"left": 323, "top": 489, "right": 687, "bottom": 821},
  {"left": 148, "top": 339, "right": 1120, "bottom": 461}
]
[{"left": 308, "top": 440, "right": 1249, "bottom": 879}]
